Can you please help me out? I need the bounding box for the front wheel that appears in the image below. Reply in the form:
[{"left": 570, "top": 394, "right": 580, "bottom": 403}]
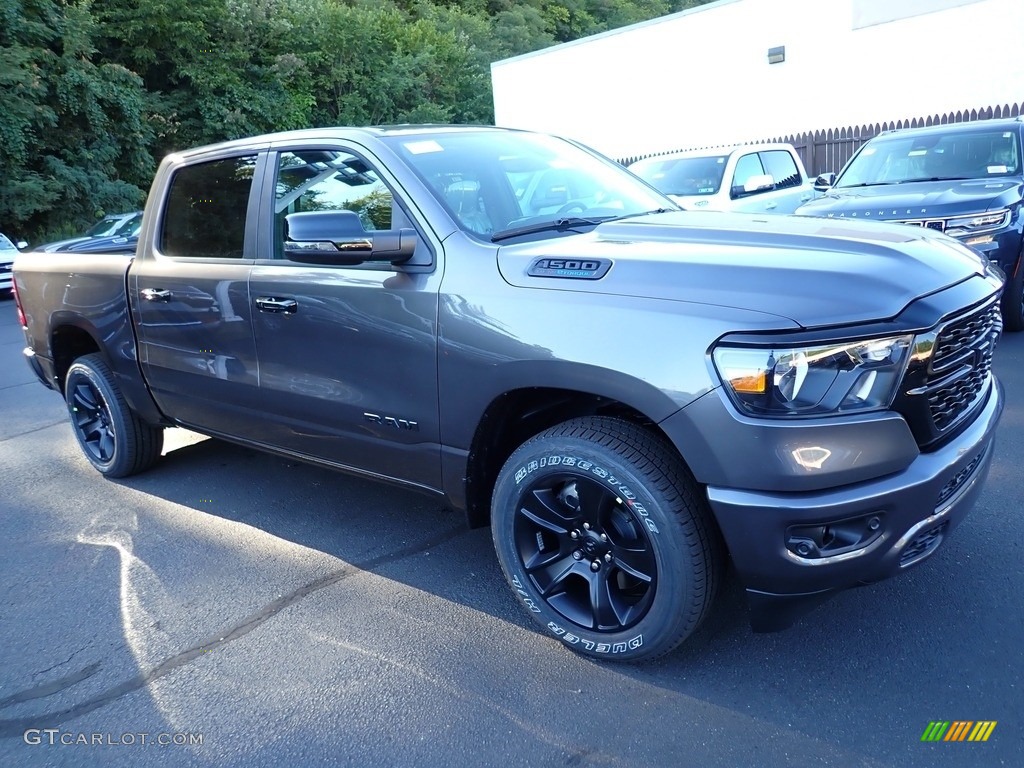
[
  {"left": 491, "top": 417, "right": 723, "bottom": 661},
  {"left": 65, "top": 353, "right": 164, "bottom": 477}
]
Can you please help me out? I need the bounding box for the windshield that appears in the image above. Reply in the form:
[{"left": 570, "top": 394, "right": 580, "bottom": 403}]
[
  {"left": 113, "top": 213, "right": 144, "bottom": 236},
  {"left": 382, "top": 130, "right": 673, "bottom": 239},
  {"left": 0, "top": 234, "right": 15, "bottom": 251},
  {"left": 86, "top": 215, "right": 130, "bottom": 237},
  {"left": 629, "top": 155, "right": 728, "bottom": 196},
  {"left": 836, "top": 127, "right": 1021, "bottom": 187}
]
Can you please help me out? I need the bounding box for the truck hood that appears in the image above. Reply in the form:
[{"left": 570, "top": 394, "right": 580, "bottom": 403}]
[
  {"left": 796, "top": 178, "right": 1023, "bottom": 220},
  {"left": 496, "top": 210, "right": 989, "bottom": 329}
]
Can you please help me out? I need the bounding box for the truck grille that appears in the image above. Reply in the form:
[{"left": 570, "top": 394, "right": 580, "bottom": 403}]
[
  {"left": 896, "top": 219, "right": 947, "bottom": 232},
  {"left": 926, "top": 302, "right": 1000, "bottom": 431},
  {"left": 893, "top": 298, "right": 1000, "bottom": 448}
]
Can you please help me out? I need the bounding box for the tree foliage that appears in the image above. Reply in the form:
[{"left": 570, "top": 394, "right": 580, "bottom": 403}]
[
  {"left": 1, "top": 0, "right": 151, "bottom": 241},
  {"left": 0, "top": 0, "right": 712, "bottom": 242}
]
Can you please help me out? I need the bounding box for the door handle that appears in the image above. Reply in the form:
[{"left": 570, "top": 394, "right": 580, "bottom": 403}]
[
  {"left": 256, "top": 297, "right": 298, "bottom": 314},
  {"left": 765, "top": 201, "right": 778, "bottom": 210},
  {"left": 140, "top": 288, "right": 172, "bottom": 302}
]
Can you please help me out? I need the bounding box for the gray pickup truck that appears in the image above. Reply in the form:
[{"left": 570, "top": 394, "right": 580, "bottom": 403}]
[{"left": 13, "top": 125, "right": 1005, "bottom": 661}]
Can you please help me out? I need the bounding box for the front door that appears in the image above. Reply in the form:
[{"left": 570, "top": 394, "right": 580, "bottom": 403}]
[{"left": 247, "top": 145, "right": 442, "bottom": 490}]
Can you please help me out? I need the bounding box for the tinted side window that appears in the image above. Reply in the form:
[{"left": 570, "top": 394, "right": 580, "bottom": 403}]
[
  {"left": 161, "top": 155, "right": 258, "bottom": 259},
  {"left": 731, "top": 153, "right": 765, "bottom": 197},
  {"left": 760, "top": 151, "right": 801, "bottom": 189},
  {"left": 273, "top": 150, "right": 396, "bottom": 256}
]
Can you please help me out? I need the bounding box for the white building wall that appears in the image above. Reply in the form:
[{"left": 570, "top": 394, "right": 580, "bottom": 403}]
[{"left": 490, "top": 0, "right": 1024, "bottom": 159}]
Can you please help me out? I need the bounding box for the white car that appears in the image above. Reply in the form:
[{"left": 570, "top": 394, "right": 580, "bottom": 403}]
[
  {"left": 0, "top": 232, "right": 26, "bottom": 295},
  {"left": 629, "top": 143, "right": 816, "bottom": 214}
]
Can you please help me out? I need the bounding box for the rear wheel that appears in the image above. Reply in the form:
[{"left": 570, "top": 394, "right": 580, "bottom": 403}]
[
  {"left": 491, "top": 416, "right": 722, "bottom": 661},
  {"left": 65, "top": 353, "right": 163, "bottom": 477}
]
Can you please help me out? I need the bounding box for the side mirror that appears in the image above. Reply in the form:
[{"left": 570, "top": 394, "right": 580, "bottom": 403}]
[
  {"left": 16, "top": 241, "right": 28, "bottom": 250},
  {"left": 814, "top": 172, "right": 836, "bottom": 192},
  {"left": 284, "top": 210, "right": 416, "bottom": 266},
  {"left": 743, "top": 174, "right": 776, "bottom": 193}
]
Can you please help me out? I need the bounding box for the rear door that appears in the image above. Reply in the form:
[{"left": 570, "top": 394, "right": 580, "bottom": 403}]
[
  {"left": 130, "top": 150, "right": 269, "bottom": 438},
  {"left": 247, "top": 142, "right": 443, "bottom": 490}
]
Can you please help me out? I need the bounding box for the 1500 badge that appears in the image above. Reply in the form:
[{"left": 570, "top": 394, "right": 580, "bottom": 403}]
[{"left": 527, "top": 258, "right": 611, "bottom": 279}]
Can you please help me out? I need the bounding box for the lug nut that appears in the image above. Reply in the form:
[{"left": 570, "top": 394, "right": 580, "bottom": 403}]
[
  {"left": 796, "top": 542, "right": 812, "bottom": 557},
  {"left": 590, "top": 561, "right": 601, "bottom": 571},
  {"left": 572, "top": 550, "right": 583, "bottom": 561},
  {"left": 604, "top": 553, "right": 613, "bottom": 563},
  {"left": 868, "top": 517, "right": 881, "bottom": 531},
  {"left": 570, "top": 530, "right": 579, "bottom": 540},
  {"left": 583, "top": 522, "right": 591, "bottom": 530},
  {"left": 600, "top": 533, "right": 608, "bottom": 542}
]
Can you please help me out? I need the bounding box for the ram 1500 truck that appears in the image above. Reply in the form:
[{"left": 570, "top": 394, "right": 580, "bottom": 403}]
[
  {"left": 628, "top": 143, "right": 816, "bottom": 214},
  {"left": 798, "top": 117, "right": 1024, "bottom": 330},
  {"left": 14, "top": 126, "right": 1005, "bottom": 661}
]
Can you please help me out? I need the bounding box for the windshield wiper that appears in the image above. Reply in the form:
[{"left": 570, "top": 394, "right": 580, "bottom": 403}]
[
  {"left": 490, "top": 215, "right": 616, "bottom": 242},
  {"left": 613, "top": 207, "right": 676, "bottom": 220},
  {"left": 841, "top": 176, "right": 974, "bottom": 189},
  {"left": 490, "top": 208, "right": 677, "bottom": 243},
  {"left": 898, "top": 176, "right": 973, "bottom": 183},
  {"left": 838, "top": 181, "right": 899, "bottom": 188}
]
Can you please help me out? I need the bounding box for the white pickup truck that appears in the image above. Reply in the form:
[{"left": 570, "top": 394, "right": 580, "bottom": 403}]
[{"left": 628, "top": 143, "right": 815, "bottom": 214}]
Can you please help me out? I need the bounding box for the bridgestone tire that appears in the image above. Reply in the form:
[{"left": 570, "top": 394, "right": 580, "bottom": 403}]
[
  {"left": 64, "top": 353, "right": 163, "bottom": 478},
  {"left": 491, "top": 416, "right": 723, "bottom": 662}
]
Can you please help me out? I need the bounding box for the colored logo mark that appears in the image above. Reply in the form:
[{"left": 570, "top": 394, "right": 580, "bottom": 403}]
[{"left": 921, "top": 721, "right": 997, "bottom": 742}]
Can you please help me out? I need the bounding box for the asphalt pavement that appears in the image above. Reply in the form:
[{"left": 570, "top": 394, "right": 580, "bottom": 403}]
[{"left": 0, "top": 297, "right": 1020, "bottom": 767}]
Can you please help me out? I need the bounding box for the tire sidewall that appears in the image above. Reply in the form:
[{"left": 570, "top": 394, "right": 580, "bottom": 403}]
[
  {"left": 492, "top": 433, "right": 698, "bottom": 661},
  {"left": 65, "top": 358, "right": 131, "bottom": 476}
]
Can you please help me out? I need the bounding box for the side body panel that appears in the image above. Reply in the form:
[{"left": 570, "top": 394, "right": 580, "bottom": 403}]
[
  {"left": 128, "top": 148, "right": 270, "bottom": 438},
  {"left": 245, "top": 139, "right": 447, "bottom": 490},
  {"left": 13, "top": 252, "right": 164, "bottom": 423}
]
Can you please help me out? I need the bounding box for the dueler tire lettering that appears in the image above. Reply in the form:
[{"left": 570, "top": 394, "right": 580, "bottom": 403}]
[
  {"left": 491, "top": 416, "right": 723, "bottom": 662},
  {"left": 64, "top": 353, "right": 164, "bottom": 478}
]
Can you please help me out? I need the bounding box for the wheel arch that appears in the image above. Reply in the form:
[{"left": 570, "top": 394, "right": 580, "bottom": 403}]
[
  {"left": 48, "top": 313, "right": 166, "bottom": 424},
  {"left": 461, "top": 385, "right": 692, "bottom": 529},
  {"left": 50, "top": 317, "right": 104, "bottom": 392}
]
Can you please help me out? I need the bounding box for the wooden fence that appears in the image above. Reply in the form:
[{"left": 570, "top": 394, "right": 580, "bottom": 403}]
[{"left": 619, "top": 102, "right": 1024, "bottom": 176}]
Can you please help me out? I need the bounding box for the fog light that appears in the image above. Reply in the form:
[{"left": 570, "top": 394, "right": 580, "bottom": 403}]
[{"left": 785, "top": 513, "right": 886, "bottom": 561}]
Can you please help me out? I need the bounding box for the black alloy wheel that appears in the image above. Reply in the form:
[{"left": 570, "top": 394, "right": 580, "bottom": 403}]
[
  {"left": 514, "top": 473, "right": 657, "bottom": 633},
  {"left": 64, "top": 353, "right": 164, "bottom": 478},
  {"left": 69, "top": 378, "right": 117, "bottom": 463},
  {"left": 492, "top": 416, "right": 723, "bottom": 662}
]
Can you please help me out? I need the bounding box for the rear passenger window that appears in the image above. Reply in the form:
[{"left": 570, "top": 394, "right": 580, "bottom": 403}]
[{"left": 161, "top": 155, "right": 258, "bottom": 259}]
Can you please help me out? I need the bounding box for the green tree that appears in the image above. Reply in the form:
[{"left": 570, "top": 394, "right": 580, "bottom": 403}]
[
  {"left": 92, "top": 0, "right": 315, "bottom": 157},
  {"left": 0, "top": 0, "right": 151, "bottom": 243}
]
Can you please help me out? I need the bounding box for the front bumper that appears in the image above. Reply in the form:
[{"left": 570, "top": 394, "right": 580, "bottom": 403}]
[{"left": 704, "top": 378, "right": 1002, "bottom": 630}]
